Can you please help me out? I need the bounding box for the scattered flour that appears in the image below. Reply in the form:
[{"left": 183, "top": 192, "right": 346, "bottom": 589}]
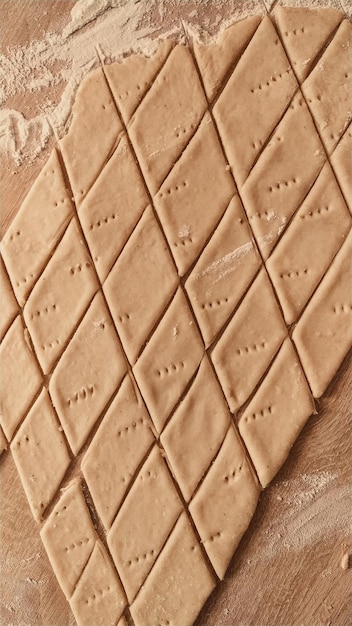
[
  {"left": 195, "top": 241, "right": 254, "bottom": 283},
  {"left": 0, "top": 0, "right": 265, "bottom": 166},
  {"left": 255, "top": 471, "right": 352, "bottom": 562},
  {"left": 2, "top": 0, "right": 347, "bottom": 166}
]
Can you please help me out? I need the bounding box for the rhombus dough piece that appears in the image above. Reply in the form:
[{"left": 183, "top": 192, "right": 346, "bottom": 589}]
[
  {"left": 189, "top": 424, "right": 260, "bottom": 579},
  {"left": 69, "top": 541, "right": 126, "bottom": 626},
  {"left": 185, "top": 194, "right": 261, "bottom": 346},
  {"left": 128, "top": 45, "right": 207, "bottom": 195},
  {"left": 275, "top": 6, "right": 343, "bottom": 83},
  {"left": 193, "top": 14, "right": 261, "bottom": 101},
  {"left": 1, "top": 148, "right": 73, "bottom": 306},
  {"left": 82, "top": 375, "right": 155, "bottom": 529},
  {"left": 211, "top": 269, "right": 287, "bottom": 413},
  {"left": 239, "top": 338, "right": 315, "bottom": 488},
  {"left": 293, "top": 231, "right": 352, "bottom": 398},
  {"left": 49, "top": 291, "right": 127, "bottom": 455},
  {"left": 24, "top": 218, "right": 99, "bottom": 375},
  {"left": 60, "top": 68, "right": 123, "bottom": 206},
  {"left": 302, "top": 19, "right": 352, "bottom": 155},
  {"left": 161, "top": 357, "right": 231, "bottom": 502},
  {"left": 40, "top": 479, "right": 97, "bottom": 599},
  {"left": 154, "top": 112, "right": 236, "bottom": 276},
  {"left": 11, "top": 388, "right": 70, "bottom": 522},
  {"left": 0, "top": 316, "right": 42, "bottom": 441},
  {"left": 107, "top": 446, "right": 183, "bottom": 602},
  {"left": 241, "top": 92, "right": 326, "bottom": 260},
  {"left": 130, "top": 512, "right": 215, "bottom": 626},
  {"left": 266, "top": 162, "right": 351, "bottom": 324},
  {"left": 105, "top": 39, "right": 174, "bottom": 124},
  {"left": 0, "top": 258, "right": 18, "bottom": 340},
  {"left": 331, "top": 123, "right": 352, "bottom": 213},
  {"left": 78, "top": 133, "right": 149, "bottom": 282},
  {"left": 213, "top": 15, "right": 297, "bottom": 187},
  {"left": 103, "top": 206, "right": 178, "bottom": 364},
  {"left": 133, "top": 288, "right": 204, "bottom": 433}
]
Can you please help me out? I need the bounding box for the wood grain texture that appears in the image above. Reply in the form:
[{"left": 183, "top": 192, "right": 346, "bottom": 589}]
[{"left": 1, "top": 2, "right": 351, "bottom": 625}]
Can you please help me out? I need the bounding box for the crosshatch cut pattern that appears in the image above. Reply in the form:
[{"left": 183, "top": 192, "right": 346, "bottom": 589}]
[{"left": 1, "top": 6, "right": 352, "bottom": 626}]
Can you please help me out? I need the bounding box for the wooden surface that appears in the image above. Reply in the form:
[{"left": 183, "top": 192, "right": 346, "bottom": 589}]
[{"left": 1, "top": 2, "right": 351, "bottom": 625}]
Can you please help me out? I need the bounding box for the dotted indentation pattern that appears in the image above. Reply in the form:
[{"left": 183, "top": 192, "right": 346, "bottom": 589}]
[{"left": 1, "top": 8, "right": 351, "bottom": 626}]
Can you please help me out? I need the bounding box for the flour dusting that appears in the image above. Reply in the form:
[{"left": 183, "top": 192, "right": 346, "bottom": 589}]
[
  {"left": 1, "top": 0, "right": 265, "bottom": 167},
  {"left": 255, "top": 471, "right": 352, "bottom": 563},
  {"left": 195, "top": 241, "right": 254, "bottom": 283}
]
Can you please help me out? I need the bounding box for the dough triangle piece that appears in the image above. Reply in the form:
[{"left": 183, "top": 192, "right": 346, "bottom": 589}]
[
  {"left": 189, "top": 424, "right": 260, "bottom": 579},
  {"left": 238, "top": 337, "right": 315, "bottom": 488},
  {"left": 292, "top": 231, "right": 352, "bottom": 398},
  {"left": 275, "top": 6, "right": 343, "bottom": 82},
  {"left": 193, "top": 15, "right": 261, "bottom": 101},
  {"left": 105, "top": 40, "right": 174, "bottom": 124},
  {"left": 330, "top": 123, "right": 352, "bottom": 214},
  {"left": 302, "top": 18, "right": 352, "bottom": 155}
]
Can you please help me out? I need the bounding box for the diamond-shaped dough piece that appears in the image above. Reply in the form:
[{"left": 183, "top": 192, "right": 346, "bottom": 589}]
[
  {"left": 1, "top": 148, "right": 73, "bottom": 306},
  {"left": 0, "top": 258, "right": 18, "bottom": 339},
  {"left": 189, "top": 424, "right": 260, "bottom": 579},
  {"left": 161, "top": 357, "right": 231, "bottom": 502},
  {"left": 293, "top": 231, "right": 352, "bottom": 398},
  {"left": 82, "top": 375, "right": 155, "bottom": 529},
  {"left": 105, "top": 40, "right": 174, "bottom": 124},
  {"left": 60, "top": 68, "right": 123, "bottom": 205},
  {"left": 133, "top": 288, "right": 204, "bottom": 433},
  {"left": 103, "top": 206, "right": 178, "bottom": 364},
  {"left": 130, "top": 512, "right": 215, "bottom": 626},
  {"left": 69, "top": 541, "right": 126, "bottom": 626},
  {"left": 275, "top": 6, "right": 343, "bottom": 82},
  {"left": 185, "top": 194, "right": 261, "bottom": 345},
  {"left": 11, "top": 388, "right": 70, "bottom": 522},
  {"left": 40, "top": 479, "right": 97, "bottom": 599},
  {"left": 330, "top": 123, "right": 352, "bottom": 213},
  {"left": 302, "top": 19, "right": 352, "bottom": 155},
  {"left": 24, "top": 218, "right": 99, "bottom": 375},
  {"left": 213, "top": 15, "right": 297, "bottom": 187},
  {"left": 49, "top": 291, "right": 126, "bottom": 455},
  {"left": 108, "top": 446, "right": 183, "bottom": 602},
  {"left": 0, "top": 316, "right": 42, "bottom": 441},
  {"left": 266, "top": 162, "right": 352, "bottom": 324},
  {"left": 154, "top": 112, "right": 236, "bottom": 276},
  {"left": 193, "top": 14, "right": 261, "bottom": 101},
  {"left": 128, "top": 45, "right": 207, "bottom": 195},
  {"left": 239, "top": 337, "right": 315, "bottom": 487},
  {"left": 241, "top": 92, "right": 326, "bottom": 259},
  {"left": 211, "top": 269, "right": 287, "bottom": 413},
  {"left": 78, "top": 133, "right": 149, "bottom": 282}
]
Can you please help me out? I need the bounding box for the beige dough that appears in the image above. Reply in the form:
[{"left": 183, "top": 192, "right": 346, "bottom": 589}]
[
  {"left": 11, "top": 388, "right": 70, "bottom": 521},
  {"left": 1, "top": 6, "right": 352, "bottom": 626},
  {"left": 82, "top": 375, "right": 155, "bottom": 529},
  {"left": 0, "top": 258, "right": 18, "bottom": 340},
  {"left": 238, "top": 337, "right": 315, "bottom": 487}
]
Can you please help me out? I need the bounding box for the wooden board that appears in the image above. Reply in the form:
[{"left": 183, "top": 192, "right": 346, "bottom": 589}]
[{"left": 1, "top": 2, "right": 351, "bottom": 625}]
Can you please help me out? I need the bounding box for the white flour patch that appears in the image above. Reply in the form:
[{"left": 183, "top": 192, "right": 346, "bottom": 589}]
[
  {"left": 178, "top": 224, "right": 191, "bottom": 239},
  {"left": 195, "top": 241, "right": 254, "bottom": 283}
]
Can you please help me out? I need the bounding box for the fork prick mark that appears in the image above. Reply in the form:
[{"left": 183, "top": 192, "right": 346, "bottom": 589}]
[
  {"left": 67, "top": 385, "right": 95, "bottom": 406},
  {"left": 155, "top": 361, "right": 186, "bottom": 378},
  {"left": 244, "top": 406, "right": 273, "bottom": 423}
]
